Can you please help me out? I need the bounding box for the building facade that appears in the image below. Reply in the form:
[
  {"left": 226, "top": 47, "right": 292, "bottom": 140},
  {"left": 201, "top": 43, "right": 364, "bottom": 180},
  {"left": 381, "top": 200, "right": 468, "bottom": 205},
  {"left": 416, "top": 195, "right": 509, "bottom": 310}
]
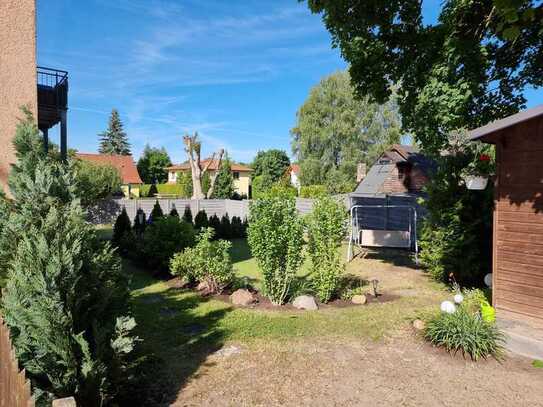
[{"left": 166, "top": 159, "right": 253, "bottom": 198}]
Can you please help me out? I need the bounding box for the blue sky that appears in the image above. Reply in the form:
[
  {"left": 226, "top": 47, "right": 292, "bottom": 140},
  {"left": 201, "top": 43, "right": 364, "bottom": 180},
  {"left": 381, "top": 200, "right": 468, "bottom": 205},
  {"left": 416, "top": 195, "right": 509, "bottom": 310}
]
[{"left": 37, "top": 0, "right": 542, "bottom": 164}]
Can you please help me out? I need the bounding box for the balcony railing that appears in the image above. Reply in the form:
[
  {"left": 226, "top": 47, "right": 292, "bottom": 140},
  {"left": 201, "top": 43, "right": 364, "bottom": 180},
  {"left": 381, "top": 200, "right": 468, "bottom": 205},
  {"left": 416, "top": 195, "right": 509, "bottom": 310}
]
[{"left": 37, "top": 66, "right": 68, "bottom": 110}]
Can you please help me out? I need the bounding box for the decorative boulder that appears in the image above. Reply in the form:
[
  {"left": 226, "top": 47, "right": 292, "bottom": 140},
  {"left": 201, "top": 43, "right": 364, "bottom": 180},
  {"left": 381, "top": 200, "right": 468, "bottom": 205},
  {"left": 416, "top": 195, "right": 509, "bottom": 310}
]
[
  {"left": 196, "top": 281, "right": 211, "bottom": 292},
  {"left": 230, "top": 289, "right": 255, "bottom": 306},
  {"left": 292, "top": 295, "right": 318, "bottom": 310},
  {"left": 413, "top": 319, "right": 426, "bottom": 331},
  {"left": 351, "top": 294, "right": 367, "bottom": 305}
]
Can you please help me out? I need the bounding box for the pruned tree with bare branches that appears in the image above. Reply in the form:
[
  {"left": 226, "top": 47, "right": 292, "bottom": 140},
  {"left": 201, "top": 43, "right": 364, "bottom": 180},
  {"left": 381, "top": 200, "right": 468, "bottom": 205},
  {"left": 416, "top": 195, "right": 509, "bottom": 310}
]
[{"left": 183, "top": 133, "right": 224, "bottom": 199}]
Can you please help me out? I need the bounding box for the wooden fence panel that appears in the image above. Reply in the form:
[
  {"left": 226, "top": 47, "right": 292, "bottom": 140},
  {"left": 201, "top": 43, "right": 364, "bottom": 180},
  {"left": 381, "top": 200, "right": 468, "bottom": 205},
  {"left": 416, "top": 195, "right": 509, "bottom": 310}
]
[{"left": 0, "top": 316, "right": 35, "bottom": 407}]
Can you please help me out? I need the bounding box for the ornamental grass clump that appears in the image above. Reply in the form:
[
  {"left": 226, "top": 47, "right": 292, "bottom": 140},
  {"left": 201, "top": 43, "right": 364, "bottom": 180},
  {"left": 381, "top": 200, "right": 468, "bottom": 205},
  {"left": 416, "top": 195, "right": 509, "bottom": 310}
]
[
  {"left": 424, "top": 308, "right": 505, "bottom": 361},
  {"left": 248, "top": 197, "right": 304, "bottom": 305},
  {"left": 306, "top": 196, "right": 347, "bottom": 302}
]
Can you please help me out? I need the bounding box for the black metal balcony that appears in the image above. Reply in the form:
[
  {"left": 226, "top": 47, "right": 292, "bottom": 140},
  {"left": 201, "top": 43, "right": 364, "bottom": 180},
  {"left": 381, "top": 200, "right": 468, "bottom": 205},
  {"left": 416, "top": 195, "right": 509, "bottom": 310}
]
[{"left": 37, "top": 66, "right": 68, "bottom": 131}]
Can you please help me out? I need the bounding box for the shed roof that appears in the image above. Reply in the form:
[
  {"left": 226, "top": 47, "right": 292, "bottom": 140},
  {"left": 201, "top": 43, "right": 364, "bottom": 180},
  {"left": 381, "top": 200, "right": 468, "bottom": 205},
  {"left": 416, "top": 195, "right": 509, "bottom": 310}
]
[
  {"left": 75, "top": 153, "right": 143, "bottom": 184},
  {"left": 470, "top": 104, "right": 543, "bottom": 142}
]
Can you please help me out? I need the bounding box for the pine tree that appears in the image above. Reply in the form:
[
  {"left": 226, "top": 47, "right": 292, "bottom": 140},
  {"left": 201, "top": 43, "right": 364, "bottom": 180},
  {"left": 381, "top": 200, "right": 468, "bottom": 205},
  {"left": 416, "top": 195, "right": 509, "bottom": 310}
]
[
  {"left": 169, "top": 206, "right": 180, "bottom": 218},
  {"left": 98, "top": 109, "right": 131, "bottom": 155},
  {"left": 113, "top": 207, "right": 132, "bottom": 246},
  {"left": 1, "top": 111, "right": 137, "bottom": 406},
  {"left": 182, "top": 205, "right": 193, "bottom": 224},
  {"left": 194, "top": 210, "right": 208, "bottom": 230},
  {"left": 150, "top": 200, "right": 164, "bottom": 221},
  {"left": 208, "top": 214, "right": 221, "bottom": 239}
]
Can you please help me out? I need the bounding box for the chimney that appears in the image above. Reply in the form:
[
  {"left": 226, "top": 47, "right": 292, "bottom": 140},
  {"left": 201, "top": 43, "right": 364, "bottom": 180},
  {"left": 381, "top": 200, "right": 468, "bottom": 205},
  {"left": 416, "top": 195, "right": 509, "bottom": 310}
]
[{"left": 356, "top": 163, "right": 367, "bottom": 183}]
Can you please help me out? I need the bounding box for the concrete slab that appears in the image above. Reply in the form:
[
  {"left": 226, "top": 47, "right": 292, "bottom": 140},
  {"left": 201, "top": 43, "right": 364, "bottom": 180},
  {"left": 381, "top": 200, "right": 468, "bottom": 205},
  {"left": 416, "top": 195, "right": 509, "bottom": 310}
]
[{"left": 497, "top": 316, "right": 543, "bottom": 360}]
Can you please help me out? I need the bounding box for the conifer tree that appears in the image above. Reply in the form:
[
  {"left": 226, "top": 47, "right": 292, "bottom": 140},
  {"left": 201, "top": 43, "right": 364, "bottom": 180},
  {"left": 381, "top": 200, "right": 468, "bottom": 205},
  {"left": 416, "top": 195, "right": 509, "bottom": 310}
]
[
  {"left": 169, "top": 206, "right": 180, "bottom": 218},
  {"left": 194, "top": 210, "right": 208, "bottom": 230},
  {"left": 0, "top": 111, "right": 137, "bottom": 406},
  {"left": 113, "top": 207, "right": 132, "bottom": 246},
  {"left": 98, "top": 109, "right": 131, "bottom": 155},
  {"left": 182, "top": 205, "right": 193, "bottom": 224},
  {"left": 211, "top": 153, "right": 235, "bottom": 199},
  {"left": 150, "top": 200, "right": 164, "bottom": 221}
]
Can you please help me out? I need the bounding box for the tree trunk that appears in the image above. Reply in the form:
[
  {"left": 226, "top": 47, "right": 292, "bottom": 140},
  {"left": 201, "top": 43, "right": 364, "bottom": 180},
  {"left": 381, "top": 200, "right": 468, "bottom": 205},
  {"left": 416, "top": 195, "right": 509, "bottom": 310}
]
[{"left": 206, "top": 149, "right": 224, "bottom": 199}]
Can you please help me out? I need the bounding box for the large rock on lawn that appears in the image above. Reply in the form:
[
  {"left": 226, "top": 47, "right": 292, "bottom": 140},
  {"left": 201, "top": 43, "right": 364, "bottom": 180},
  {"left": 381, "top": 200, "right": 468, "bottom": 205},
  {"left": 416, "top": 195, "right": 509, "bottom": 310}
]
[
  {"left": 351, "top": 294, "right": 367, "bottom": 305},
  {"left": 230, "top": 289, "right": 255, "bottom": 306},
  {"left": 292, "top": 295, "right": 318, "bottom": 310}
]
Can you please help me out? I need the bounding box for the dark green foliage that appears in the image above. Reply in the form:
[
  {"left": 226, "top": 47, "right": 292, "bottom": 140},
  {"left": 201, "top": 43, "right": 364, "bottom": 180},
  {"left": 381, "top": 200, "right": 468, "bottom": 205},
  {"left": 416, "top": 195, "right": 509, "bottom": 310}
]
[
  {"left": 194, "top": 210, "right": 208, "bottom": 230},
  {"left": 150, "top": 200, "right": 164, "bottom": 221},
  {"left": 230, "top": 216, "right": 245, "bottom": 239},
  {"left": 137, "top": 144, "right": 172, "bottom": 184},
  {"left": 424, "top": 308, "right": 505, "bottom": 361},
  {"left": 252, "top": 149, "right": 290, "bottom": 182},
  {"left": 211, "top": 153, "right": 235, "bottom": 199},
  {"left": 176, "top": 171, "right": 193, "bottom": 198},
  {"left": 305, "top": 1, "right": 542, "bottom": 155},
  {"left": 73, "top": 159, "right": 122, "bottom": 206},
  {"left": 219, "top": 214, "right": 231, "bottom": 240},
  {"left": 419, "top": 137, "right": 494, "bottom": 286},
  {"left": 299, "top": 185, "right": 327, "bottom": 198},
  {"left": 113, "top": 207, "right": 132, "bottom": 247},
  {"left": 1, "top": 111, "right": 137, "bottom": 405},
  {"left": 148, "top": 183, "right": 158, "bottom": 197},
  {"left": 208, "top": 214, "right": 221, "bottom": 238},
  {"left": 291, "top": 70, "right": 401, "bottom": 191},
  {"left": 182, "top": 205, "right": 193, "bottom": 224},
  {"left": 169, "top": 206, "right": 179, "bottom": 218},
  {"left": 133, "top": 209, "right": 146, "bottom": 236},
  {"left": 98, "top": 109, "right": 131, "bottom": 155},
  {"left": 143, "top": 217, "right": 195, "bottom": 272}
]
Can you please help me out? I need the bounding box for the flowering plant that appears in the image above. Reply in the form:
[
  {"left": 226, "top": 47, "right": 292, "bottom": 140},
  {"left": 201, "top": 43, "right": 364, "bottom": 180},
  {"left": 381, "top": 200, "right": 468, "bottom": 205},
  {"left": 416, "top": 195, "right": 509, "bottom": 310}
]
[{"left": 460, "top": 150, "right": 495, "bottom": 179}]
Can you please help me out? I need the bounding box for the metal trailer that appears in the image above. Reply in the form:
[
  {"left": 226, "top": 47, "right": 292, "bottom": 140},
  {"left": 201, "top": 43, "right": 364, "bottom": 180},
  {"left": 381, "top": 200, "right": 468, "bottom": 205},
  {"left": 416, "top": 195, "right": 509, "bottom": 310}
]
[{"left": 347, "top": 204, "right": 419, "bottom": 264}]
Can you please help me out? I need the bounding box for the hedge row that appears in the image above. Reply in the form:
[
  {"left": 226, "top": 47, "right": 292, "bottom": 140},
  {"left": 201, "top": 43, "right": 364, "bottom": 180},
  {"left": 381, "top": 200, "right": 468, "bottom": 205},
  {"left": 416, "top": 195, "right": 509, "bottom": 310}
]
[{"left": 139, "top": 183, "right": 186, "bottom": 197}]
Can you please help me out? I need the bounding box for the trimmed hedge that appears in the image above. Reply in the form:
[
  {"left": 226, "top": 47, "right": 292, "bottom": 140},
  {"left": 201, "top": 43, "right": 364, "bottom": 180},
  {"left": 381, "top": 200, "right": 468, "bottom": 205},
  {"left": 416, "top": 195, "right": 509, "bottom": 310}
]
[{"left": 140, "top": 184, "right": 186, "bottom": 197}]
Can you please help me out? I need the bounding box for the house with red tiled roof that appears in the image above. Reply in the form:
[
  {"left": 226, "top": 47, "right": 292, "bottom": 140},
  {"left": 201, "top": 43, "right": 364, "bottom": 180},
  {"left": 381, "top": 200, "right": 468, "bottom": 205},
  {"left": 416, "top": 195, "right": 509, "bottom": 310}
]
[
  {"left": 76, "top": 153, "right": 143, "bottom": 198},
  {"left": 166, "top": 159, "right": 253, "bottom": 198}
]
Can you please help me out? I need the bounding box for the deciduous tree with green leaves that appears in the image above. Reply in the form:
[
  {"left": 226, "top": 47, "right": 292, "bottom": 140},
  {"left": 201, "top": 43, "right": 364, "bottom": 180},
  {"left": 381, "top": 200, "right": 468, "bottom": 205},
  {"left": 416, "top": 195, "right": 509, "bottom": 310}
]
[
  {"left": 137, "top": 144, "right": 172, "bottom": 184},
  {"left": 99, "top": 109, "right": 131, "bottom": 155},
  {"left": 291, "top": 70, "right": 401, "bottom": 193}
]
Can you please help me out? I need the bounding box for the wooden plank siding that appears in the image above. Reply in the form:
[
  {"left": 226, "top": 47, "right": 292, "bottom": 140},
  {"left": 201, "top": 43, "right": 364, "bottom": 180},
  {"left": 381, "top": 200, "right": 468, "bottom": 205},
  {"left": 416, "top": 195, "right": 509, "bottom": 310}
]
[{"left": 492, "top": 116, "right": 543, "bottom": 321}]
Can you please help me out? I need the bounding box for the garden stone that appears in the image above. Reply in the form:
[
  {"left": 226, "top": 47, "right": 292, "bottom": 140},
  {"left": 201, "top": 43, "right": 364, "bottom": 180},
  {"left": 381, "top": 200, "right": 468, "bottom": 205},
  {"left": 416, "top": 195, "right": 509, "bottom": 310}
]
[
  {"left": 230, "top": 289, "right": 255, "bottom": 306},
  {"left": 351, "top": 294, "right": 367, "bottom": 305},
  {"left": 197, "top": 281, "right": 211, "bottom": 292},
  {"left": 413, "top": 319, "right": 426, "bottom": 331},
  {"left": 292, "top": 295, "right": 318, "bottom": 310}
]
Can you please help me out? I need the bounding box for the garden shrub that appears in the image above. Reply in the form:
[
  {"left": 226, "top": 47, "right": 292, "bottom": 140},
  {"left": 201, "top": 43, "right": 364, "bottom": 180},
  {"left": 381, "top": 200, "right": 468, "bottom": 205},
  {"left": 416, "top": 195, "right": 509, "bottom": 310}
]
[
  {"left": 143, "top": 216, "right": 195, "bottom": 272},
  {"left": 170, "top": 228, "right": 233, "bottom": 293},
  {"left": 337, "top": 274, "right": 367, "bottom": 301},
  {"left": 194, "top": 210, "right": 208, "bottom": 230},
  {"left": 0, "top": 111, "right": 138, "bottom": 405},
  {"left": 231, "top": 216, "right": 243, "bottom": 238},
  {"left": 208, "top": 214, "right": 221, "bottom": 237},
  {"left": 248, "top": 197, "right": 305, "bottom": 305},
  {"left": 299, "top": 184, "right": 327, "bottom": 198},
  {"left": 424, "top": 308, "right": 505, "bottom": 361},
  {"left": 133, "top": 208, "right": 147, "bottom": 236},
  {"left": 220, "top": 214, "right": 231, "bottom": 239},
  {"left": 150, "top": 200, "right": 164, "bottom": 221},
  {"left": 169, "top": 206, "right": 179, "bottom": 217},
  {"left": 306, "top": 196, "right": 347, "bottom": 303},
  {"left": 182, "top": 205, "right": 193, "bottom": 224},
  {"left": 113, "top": 207, "right": 132, "bottom": 247}
]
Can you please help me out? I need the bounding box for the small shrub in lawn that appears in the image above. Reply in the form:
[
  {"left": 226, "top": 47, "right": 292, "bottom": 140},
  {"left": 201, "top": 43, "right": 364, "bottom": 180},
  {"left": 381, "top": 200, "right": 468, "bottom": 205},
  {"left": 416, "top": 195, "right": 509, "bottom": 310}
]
[
  {"left": 248, "top": 197, "right": 304, "bottom": 305},
  {"left": 150, "top": 200, "right": 164, "bottom": 221},
  {"left": 182, "top": 205, "right": 193, "bottom": 224},
  {"left": 306, "top": 196, "right": 347, "bottom": 303},
  {"left": 208, "top": 214, "right": 221, "bottom": 238},
  {"left": 113, "top": 207, "right": 132, "bottom": 247},
  {"left": 337, "top": 274, "right": 367, "bottom": 301},
  {"left": 220, "top": 214, "right": 231, "bottom": 239},
  {"left": 170, "top": 228, "right": 233, "bottom": 293},
  {"left": 169, "top": 206, "right": 179, "bottom": 218},
  {"left": 194, "top": 210, "right": 208, "bottom": 230},
  {"left": 143, "top": 216, "right": 195, "bottom": 272},
  {"left": 424, "top": 308, "right": 505, "bottom": 361}
]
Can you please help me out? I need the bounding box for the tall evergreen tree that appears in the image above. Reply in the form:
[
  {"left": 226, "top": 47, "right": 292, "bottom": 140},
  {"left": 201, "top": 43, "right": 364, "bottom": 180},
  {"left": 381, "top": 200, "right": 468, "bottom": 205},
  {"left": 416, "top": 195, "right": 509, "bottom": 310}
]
[
  {"left": 98, "top": 109, "right": 131, "bottom": 155},
  {"left": 211, "top": 152, "right": 235, "bottom": 199},
  {"left": 0, "top": 111, "right": 137, "bottom": 406}
]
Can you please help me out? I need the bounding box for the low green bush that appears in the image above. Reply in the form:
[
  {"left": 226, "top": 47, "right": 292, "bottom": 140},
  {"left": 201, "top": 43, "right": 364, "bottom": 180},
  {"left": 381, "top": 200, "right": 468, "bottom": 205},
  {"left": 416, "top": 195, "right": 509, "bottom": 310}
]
[
  {"left": 424, "top": 308, "right": 505, "bottom": 361},
  {"left": 170, "top": 228, "right": 233, "bottom": 293},
  {"left": 143, "top": 217, "right": 195, "bottom": 272},
  {"left": 140, "top": 184, "right": 185, "bottom": 197},
  {"left": 299, "top": 185, "right": 327, "bottom": 198},
  {"left": 337, "top": 274, "right": 367, "bottom": 301}
]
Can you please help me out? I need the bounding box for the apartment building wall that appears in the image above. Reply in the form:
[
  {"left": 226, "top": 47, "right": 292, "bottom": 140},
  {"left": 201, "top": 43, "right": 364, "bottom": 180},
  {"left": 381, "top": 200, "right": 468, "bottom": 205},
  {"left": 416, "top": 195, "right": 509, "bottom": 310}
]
[{"left": 0, "top": 0, "right": 38, "bottom": 194}]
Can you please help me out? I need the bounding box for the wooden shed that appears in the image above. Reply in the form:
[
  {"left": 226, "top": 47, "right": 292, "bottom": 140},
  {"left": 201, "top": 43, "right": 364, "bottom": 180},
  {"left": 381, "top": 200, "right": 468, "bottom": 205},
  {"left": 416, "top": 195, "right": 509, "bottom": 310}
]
[{"left": 470, "top": 105, "right": 543, "bottom": 322}]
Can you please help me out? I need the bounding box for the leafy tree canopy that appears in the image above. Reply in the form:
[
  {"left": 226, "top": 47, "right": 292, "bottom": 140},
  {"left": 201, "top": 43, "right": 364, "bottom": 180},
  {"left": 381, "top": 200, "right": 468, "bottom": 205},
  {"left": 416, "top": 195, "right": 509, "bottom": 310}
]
[
  {"left": 73, "top": 159, "right": 122, "bottom": 206},
  {"left": 304, "top": 0, "right": 543, "bottom": 154},
  {"left": 211, "top": 152, "right": 235, "bottom": 199},
  {"left": 291, "top": 70, "right": 401, "bottom": 191},
  {"left": 137, "top": 144, "right": 172, "bottom": 184},
  {"left": 99, "top": 109, "right": 131, "bottom": 155},
  {"left": 252, "top": 149, "right": 291, "bottom": 183}
]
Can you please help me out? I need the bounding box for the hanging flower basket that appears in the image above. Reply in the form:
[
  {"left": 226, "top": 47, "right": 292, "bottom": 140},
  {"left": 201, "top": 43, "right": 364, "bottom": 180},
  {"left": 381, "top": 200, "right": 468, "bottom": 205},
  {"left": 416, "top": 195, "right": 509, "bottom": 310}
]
[
  {"left": 460, "top": 153, "right": 494, "bottom": 190},
  {"left": 463, "top": 175, "right": 489, "bottom": 190}
]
